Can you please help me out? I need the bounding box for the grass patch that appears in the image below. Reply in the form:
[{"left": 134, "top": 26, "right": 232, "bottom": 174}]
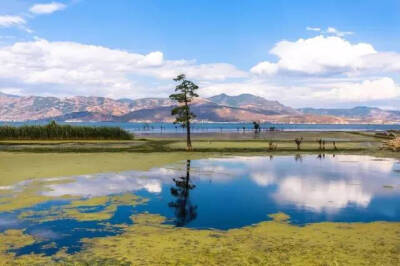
[{"left": 0, "top": 121, "right": 133, "bottom": 140}]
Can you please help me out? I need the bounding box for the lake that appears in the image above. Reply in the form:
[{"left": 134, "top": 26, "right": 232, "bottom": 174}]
[
  {"left": 1, "top": 121, "right": 400, "bottom": 133},
  {"left": 0, "top": 155, "right": 399, "bottom": 256}
]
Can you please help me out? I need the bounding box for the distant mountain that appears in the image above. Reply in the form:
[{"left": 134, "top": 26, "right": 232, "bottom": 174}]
[
  {"left": 0, "top": 94, "right": 130, "bottom": 121},
  {"left": 115, "top": 99, "right": 345, "bottom": 123},
  {"left": 117, "top": 98, "right": 173, "bottom": 110},
  {"left": 208, "top": 93, "right": 299, "bottom": 115},
  {"left": 0, "top": 91, "right": 398, "bottom": 123},
  {"left": 299, "top": 107, "right": 400, "bottom": 123}
]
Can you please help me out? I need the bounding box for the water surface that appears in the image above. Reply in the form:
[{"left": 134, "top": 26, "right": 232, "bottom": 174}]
[
  {"left": 1, "top": 155, "right": 400, "bottom": 255},
  {"left": 2, "top": 121, "right": 400, "bottom": 133}
]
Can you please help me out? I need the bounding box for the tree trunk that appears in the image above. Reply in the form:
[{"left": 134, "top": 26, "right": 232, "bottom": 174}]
[{"left": 186, "top": 120, "right": 192, "bottom": 151}]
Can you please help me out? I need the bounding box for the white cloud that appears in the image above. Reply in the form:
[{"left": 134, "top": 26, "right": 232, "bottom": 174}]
[
  {"left": 200, "top": 76, "right": 400, "bottom": 106},
  {"left": 0, "top": 16, "right": 26, "bottom": 27},
  {"left": 326, "top": 27, "right": 353, "bottom": 37},
  {"left": 306, "top": 27, "right": 353, "bottom": 37},
  {"left": 306, "top": 26, "right": 321, "bottom": 32},
  {"left": 359, "top": 52, "right": 400, "bottom": 74},
  {"left": 0, "top": 39, "right": 246, "bottom": 98},
  {"left": 250, "top": 61, "right": 279, "bottom": 76},
  {"left": 311, "top": 77, "right": 400, "bottom": 102},
  {"left": 29, "top": 2, "right": 67, "bottom": 15},
  {"left": 251, "top": 35, "right": 377, "bottom": 76}
]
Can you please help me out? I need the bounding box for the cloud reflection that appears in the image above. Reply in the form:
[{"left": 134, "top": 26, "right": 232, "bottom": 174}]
[
  {"left": 205, "top": 155, "right": 399, "bottom": 213},
  {"left": 3, "top": 155, "right": 400, "bottom": 215}
]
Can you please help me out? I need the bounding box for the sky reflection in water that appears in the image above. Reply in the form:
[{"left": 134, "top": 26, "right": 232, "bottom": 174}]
[{"left": 1, "top": 155, "right": 400, "bottom": 255}]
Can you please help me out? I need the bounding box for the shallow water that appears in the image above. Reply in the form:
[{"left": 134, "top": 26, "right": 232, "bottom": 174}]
[
  {"left": 0, "top": 155, "right": 400, "bottom": 255},
  {"left": 3, "top": 121, "right": 400, "bottom": 133}
]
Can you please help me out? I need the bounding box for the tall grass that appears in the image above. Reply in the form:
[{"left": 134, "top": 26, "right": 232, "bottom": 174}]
[
  {"left": 0, "top": 121, "right": 133, "bottom": 140},
  {"left": 386, "top": 137, "right": 400, "bottom": 151}
]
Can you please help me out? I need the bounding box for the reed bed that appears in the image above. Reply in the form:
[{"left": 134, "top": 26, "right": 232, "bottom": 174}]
[{"left": 0, "top": 121, "right": 133, "bottom": 140}]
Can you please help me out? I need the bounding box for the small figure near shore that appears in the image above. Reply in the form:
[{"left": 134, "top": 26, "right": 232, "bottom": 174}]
[
  {"left": 318, "top": 139, "right": 322, "bottom": 150},
  {"left": 295, "top": 137, "right": 303, "bottom": 150}
]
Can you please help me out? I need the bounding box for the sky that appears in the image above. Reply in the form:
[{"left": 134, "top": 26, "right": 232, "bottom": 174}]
[{"left": 0, "top": 0, "right": 399, "bottom": 109}]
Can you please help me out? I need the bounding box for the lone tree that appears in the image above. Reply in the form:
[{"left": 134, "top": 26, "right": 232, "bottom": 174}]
[
  {"left": 169, "top": 74, "right": 199, "bottom": 151},
  {"left": 294, "top": 137, "right": 303, "bottom": 150},
  {"left": 252, "top": 121, "right": 261, "bottom": 134}
]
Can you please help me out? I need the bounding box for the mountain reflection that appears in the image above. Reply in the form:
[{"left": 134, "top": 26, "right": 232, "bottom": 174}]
[{"left": 168, "top": 160, "right": 197, "bottom": 226}]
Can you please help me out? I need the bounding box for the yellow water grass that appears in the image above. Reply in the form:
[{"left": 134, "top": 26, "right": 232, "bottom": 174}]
[
  {"left": 0, "top": 213, "right": 399, "bottom": 265},
  {"left": 76, "top": 213, "right": 400, "bottom": 265}
]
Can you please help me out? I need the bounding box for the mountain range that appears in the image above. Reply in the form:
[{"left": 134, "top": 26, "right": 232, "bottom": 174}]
[{"left": 0, "top": 91, "right": 399, "bottom": 124}]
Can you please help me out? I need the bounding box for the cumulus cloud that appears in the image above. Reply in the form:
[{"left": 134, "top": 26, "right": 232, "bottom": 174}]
[
  {"left": 251, "top": 35, "right": 377, "bottom": 76},
  {"left": 306, "top": 26, "right": 353, "bottom": 37},
  {"left": 200, "top": 77, "right": 400, "bottom": 105},
  {"left": 306, "top": 26, "right": 321, "bottom": 32},
  {"left": 0, "top": 31, "right": 398, "bottom": 106},
  {"left": 29, "top": 2, "right": 67, "bottom": 14},
  {"left": 311, "top": 77, "right": 400, "bottom": 102},
  {"left": 326, "top": 27, "right": 353, "bottom": 37},
  {"left": 0, "top": 39, "right": 246, "bottom": 98},
  {"left": 0, "top": 15, "right": 26, "bottom": 27},
  {"left": 251, "top": 34, "right": 400, "bottom": 80}
]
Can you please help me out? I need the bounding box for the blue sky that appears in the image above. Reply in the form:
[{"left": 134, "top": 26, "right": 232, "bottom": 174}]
[{"left": 0, "top": 0, "right": 399, "bottom": 108}]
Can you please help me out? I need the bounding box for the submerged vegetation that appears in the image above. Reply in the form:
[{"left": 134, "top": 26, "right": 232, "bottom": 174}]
[
  {"left": 0, "top": 121, "right": 133, "bottom": 140},
  {"left": 0, "top": 130, "right": 399, "bottom": 265},
  {"left": 0, "top": 213, "right": 399, "bottom": 265}
]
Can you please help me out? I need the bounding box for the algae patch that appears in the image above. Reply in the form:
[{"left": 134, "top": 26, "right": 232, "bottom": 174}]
[
  {"left": 0, "top": 213, "right": 399, "bottom": 265},
  {"left": 75, "top": 213, "right": 400, "bottom": 265}
]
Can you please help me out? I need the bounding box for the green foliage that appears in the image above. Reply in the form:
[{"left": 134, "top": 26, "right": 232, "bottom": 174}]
[
  {"left": 252, "top": 121, "right": 260, "bottom": 133},
  {"left": 169, "top": 74, "right": 199, "bottom": 128},
  {"left": 0, "top": 121, "right": 133, "bottom": 140}
]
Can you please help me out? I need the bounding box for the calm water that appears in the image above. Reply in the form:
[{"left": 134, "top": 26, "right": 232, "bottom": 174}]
[
  {"left": 1, "top": 121, "right": 400, "bottom": 133},
  {"left": 1, "top": 155, "right": 400, "bottom": 255}
]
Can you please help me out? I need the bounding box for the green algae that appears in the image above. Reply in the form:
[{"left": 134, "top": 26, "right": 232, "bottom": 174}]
[
  {"left": 0, "top": 230, "right": 54, "bottom": 265},
  {"left": 62, "top": 193, "right": 148, "bottom": 221},
  {"left": 0, "top": 213, "right": 399, "bottom": 265},
  {"left": 268, "top": 212, "right": 290, "bottom": 223},
  {"left": 0, "top": 177, "right": 76, "bottom": 212},
  {"left": 0, "top": 152, "right": 217, "bottom": 187},
  {"left": 131, "top": 213, "right": 167, "bottom": 225},
  {"left": 76, "top": 213, "right": 400, "bottom": 266},
  {"left": 0, "top": 182, "right": 54, "bottom": 212},
  {"left": 17, "top": 193, "right": 148, "bottom": 223}
]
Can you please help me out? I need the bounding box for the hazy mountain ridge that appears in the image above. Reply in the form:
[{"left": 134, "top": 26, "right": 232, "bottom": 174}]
[
  {"left": 0, "top": 92, "right": 398, "bottom": 123},
  {"left": 208, "top": 93, "right": 299, "bottom": 115},
  {"left": 299, "top": 107, "right": 400, "bottom": 123}
]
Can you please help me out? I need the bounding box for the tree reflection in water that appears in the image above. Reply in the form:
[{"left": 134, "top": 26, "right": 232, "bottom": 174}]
[
  {"left": 294, "top": 154, "right": 303, "bottom": 162},
  {"left": 168, "top": 160, "right": 197, "bottom": 227}
]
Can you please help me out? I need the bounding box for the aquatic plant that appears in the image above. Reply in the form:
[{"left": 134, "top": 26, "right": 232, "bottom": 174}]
[
  {"left": 75, "top": 213, "right": 400, "bottom": 265},
  {"left": 0, "top": 121, "right": 133, "bottom": 140}
]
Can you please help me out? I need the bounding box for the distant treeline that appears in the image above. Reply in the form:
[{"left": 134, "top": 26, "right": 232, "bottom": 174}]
[{"left": 0, "top": 121, "right": 133, "bottom": 140}]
